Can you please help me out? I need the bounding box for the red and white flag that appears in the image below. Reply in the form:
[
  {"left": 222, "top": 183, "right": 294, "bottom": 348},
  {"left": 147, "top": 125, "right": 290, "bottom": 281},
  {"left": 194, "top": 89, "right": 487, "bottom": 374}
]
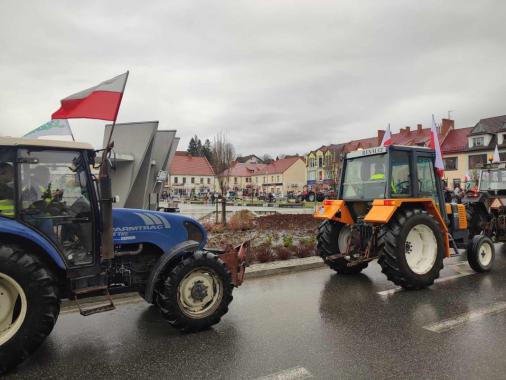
[
  {"left": 430, "top": 115, "right": 444, "bottom": 178},
  {"left": 380, "top": 124, "right": 393, "bottom": 146},
  {"left": 52, "top": 72, "right": 128, "bottom": 121}
]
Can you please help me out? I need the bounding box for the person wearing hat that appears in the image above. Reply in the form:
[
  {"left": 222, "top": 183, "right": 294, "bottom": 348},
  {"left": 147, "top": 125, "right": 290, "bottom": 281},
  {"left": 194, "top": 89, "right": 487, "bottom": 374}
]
[{"left": 0, "top": 162, "right": 15, "bottom": 217}]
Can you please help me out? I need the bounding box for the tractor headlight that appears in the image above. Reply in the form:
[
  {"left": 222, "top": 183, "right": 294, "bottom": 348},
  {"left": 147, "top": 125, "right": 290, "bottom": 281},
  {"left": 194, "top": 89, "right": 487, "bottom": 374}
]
[{"left": 184, "top": 221, "right": 204, "bottom": 244}]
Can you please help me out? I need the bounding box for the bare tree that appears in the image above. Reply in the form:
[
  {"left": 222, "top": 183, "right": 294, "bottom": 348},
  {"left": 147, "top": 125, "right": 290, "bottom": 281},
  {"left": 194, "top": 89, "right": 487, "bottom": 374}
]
[{"left": 210, "top": 132, "right": 235, "bottom": 225}]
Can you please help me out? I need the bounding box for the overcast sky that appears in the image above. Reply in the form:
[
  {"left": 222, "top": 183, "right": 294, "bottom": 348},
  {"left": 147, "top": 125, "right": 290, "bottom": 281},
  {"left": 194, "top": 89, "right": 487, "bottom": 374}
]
[{"left": 1, "top": 1, "right": 505, "bottom": 156}]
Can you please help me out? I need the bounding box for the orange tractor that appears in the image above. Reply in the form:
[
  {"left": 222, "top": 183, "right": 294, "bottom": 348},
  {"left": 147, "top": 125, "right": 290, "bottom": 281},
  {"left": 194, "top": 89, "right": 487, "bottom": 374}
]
[{"left": 314, "top": 145, "right": 494, "bottom": 289}]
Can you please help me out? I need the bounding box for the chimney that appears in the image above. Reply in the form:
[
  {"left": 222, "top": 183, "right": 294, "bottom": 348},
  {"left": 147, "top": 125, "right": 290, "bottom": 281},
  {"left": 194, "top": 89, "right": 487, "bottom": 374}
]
[
  {"left": 405, "top": 126, "right": 410, "bottom": 134},
  {"left": 441, "top": 118, "right": 454, "bottom": 138},
  {"left": 417, "top": 124, "right": 422, "bottom": 133},
  {"left": 377, "top": 129, "right": 385, "bottom": 145}
]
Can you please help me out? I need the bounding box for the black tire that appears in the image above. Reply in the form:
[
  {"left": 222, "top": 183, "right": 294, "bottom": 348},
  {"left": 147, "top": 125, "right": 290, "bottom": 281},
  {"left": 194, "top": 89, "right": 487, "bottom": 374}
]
[
  {"left": 467, "top": 235, "right": 495, "bottom": 272},
  {"left": 317, "top": 220, "right": 368, "bottom": 274},
  {"left": 377, "top": 208, "right": 444, "bottom": 289},
  {"left": 316, "top": 192, "right": 325, "bottom": 202},
  {"left": 466, "top": 205, "right": 488, "bottom": 237},
  {"left": 306, "top": 192, "right": 316, "bottom": 202},
  {"left": 156, "top": 251, "right": 233, "bottom": 332},
  {"left": 0, "top": 243, "right": 60, "bottom": 374}
]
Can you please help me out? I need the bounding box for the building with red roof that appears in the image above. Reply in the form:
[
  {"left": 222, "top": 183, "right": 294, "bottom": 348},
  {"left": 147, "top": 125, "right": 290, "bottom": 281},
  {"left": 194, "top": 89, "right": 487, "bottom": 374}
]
[
  {"left": 251, "top": 156, "right": 306, "bottom": 196},
  {"left": 166, "top": 151, "right": 216, "bottom": 196}
]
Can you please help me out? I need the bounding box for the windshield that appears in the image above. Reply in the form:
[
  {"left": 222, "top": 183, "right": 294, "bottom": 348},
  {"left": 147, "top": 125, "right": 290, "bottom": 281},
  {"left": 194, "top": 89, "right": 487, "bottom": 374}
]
[
  {"left": 342, "top": 154, "right": 387, "bottom": 200},
  {"left": 479, "top": 169, "right": 506, "bottom": 192}
]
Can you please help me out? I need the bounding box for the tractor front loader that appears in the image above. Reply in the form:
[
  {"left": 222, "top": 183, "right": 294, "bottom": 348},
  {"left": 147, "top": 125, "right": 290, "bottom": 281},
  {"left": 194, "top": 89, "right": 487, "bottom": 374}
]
[
  {"left": 314, "top": 145, "right": 495, "bottom": 289},
  {"left": 0, "top": 137, "right": 248, "bottom": 374}
]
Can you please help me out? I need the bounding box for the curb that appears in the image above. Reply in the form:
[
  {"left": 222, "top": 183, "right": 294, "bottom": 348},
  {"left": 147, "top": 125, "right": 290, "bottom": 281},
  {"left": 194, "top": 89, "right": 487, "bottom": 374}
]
[{"left": 61, "top": 256, "right": 326, "bottom": 312}]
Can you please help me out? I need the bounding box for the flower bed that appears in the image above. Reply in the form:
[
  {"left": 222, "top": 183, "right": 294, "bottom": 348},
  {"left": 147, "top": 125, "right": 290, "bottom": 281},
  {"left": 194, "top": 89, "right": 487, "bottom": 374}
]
[{"left": 205, "top": 213, "right": 319, "bottom": 264}]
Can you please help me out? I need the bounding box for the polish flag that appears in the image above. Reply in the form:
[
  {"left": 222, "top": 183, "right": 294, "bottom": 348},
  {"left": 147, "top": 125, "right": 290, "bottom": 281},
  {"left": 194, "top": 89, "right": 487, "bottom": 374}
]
[
  {"left": 52, "top": 72, "right": 128, "bottom": 121},
  {"left": 380, "top": 124, "right": 393, "bottom": 146},
  {"left": 430, "top": 115, "right": 445, "bottom": 178}
]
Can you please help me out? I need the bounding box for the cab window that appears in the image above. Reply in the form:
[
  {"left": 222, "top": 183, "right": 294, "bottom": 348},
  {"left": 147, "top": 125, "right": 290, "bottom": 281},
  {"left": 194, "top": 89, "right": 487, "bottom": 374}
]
[
  {"left": 390, "top": 151, "right": 411, "bottom": 197},
  {"left": 0, "top": 149, "right": 15, "bottom": 218}
]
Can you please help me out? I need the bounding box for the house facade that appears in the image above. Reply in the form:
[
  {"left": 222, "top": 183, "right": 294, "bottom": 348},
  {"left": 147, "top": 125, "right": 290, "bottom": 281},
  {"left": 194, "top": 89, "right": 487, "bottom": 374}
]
[
  {"left": 252, "top": 156, "right": 307, "bottom": 196},
  {"left": 166, "top": 151, "right": 217, "bottom": 196}
]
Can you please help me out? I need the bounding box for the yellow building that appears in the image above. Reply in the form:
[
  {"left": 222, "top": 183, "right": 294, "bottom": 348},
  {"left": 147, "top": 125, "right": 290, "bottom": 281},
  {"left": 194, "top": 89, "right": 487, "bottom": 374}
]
[{"left": 252, "top": 157, "right": 307, "bottom": 196}]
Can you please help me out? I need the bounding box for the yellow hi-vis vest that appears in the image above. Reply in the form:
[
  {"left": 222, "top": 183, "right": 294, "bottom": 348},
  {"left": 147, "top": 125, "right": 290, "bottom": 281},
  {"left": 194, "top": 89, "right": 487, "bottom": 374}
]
[
  {"left": 0, "top": 199, "right": 14, "bottom": 217},
  {"left": 370, "top": 173, "right": 398, "bottom": 193}
]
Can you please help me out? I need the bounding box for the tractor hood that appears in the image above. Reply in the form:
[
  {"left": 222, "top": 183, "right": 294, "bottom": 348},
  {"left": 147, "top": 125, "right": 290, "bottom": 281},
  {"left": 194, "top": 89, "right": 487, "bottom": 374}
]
[{"left": 112, "top": 208, "right": 207, "bottom": 252}]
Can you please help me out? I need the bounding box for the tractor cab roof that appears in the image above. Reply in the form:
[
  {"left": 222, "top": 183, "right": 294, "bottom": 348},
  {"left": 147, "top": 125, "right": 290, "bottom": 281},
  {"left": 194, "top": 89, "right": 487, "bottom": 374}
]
[
  {"left": 346, "top": 145, "right": 433, "bottom": 159},
  {"left": 0, "top": 137, "right": 94, "bottom": 151}
]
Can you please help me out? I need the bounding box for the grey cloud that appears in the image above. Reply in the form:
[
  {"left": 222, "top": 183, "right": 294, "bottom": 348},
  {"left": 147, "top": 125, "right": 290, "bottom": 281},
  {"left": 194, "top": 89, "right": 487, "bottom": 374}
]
[{"left": 1, "top": 0, "right": 506, "bottom": 156}]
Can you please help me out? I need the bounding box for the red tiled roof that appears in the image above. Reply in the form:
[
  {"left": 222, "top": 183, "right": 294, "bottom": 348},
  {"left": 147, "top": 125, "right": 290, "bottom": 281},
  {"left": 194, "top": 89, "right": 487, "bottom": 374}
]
[
  {"left": 441, "top": 127, "right": 473, "bottom": 153},
  {"left": 226, "top": 162, "right": 268, "bottom": 177},
  {"left": 169, "top": 151, "right": 215, "bottom": 176},
  {"left": 472, "top": 115, "right": 506, "bottom": 134},
  {"left": 257, "top": 157, "right": 304, "bottom": 175}
]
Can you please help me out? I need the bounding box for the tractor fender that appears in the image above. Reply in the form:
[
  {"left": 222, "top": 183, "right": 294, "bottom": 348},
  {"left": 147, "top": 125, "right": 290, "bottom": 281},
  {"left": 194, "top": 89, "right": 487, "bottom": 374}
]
[
  {"left": 0, "top": 218, "right": 66, "bottom": 269},
  {"left": 314, "top": 200, "right": 354, "bottom": 224},
  {"left": 143, "top": 240, "right": 200, "bottom": 303}
]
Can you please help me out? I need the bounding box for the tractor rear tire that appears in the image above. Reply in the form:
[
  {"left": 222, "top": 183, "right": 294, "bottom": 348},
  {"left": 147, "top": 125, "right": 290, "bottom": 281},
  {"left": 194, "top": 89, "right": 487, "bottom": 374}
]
[
  {"left": 317, "top": 220, "right": 368, "bottom": 274},
  {"left": 156, "top": 251, "right": 233, "bottom": 332},
  {"left": 0, "top": 243, "right": 60, "bottom": 375},
  {"left": 466, "top": 205, "right": 488, "bottom": 237},
  {"left": 467, "top": 235, "right": 495, "bottom": 272},
  {"left": 377, "top": 208, "right": 444, "bottom": 290}
]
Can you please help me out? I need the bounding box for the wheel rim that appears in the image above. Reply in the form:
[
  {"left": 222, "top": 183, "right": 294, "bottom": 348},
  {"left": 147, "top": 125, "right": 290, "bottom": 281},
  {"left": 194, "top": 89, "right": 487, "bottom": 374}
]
[
  {"left": 337, "top": 226, "right": 351, "bottom": 253},
  {"left": 0, "top": 273, "right": 27, "bottom": 346},
  {"left": 478, "top": 241, "right": 493, "bottom": 267},
  {"left": 177, "top": 268, "right": 223, "bottom": 319},
  {"left": 405, "top": 224, "right": 438, "bottom": 275}
]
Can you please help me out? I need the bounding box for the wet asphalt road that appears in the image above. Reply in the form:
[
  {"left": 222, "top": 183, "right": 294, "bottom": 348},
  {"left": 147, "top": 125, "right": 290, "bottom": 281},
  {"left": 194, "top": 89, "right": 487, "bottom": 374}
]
[{"left": 7, "top": 248, "right": 506, "bottom": 380}]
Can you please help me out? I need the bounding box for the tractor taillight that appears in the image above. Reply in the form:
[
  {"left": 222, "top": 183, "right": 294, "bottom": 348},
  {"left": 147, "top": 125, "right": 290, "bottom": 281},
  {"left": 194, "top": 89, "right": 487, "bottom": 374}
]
[
  {"left": 323, "top": 200, "right": 333, "bottom": 206},
  {"left": 383, "top": 200, "right": 395, "bottom": 206}
]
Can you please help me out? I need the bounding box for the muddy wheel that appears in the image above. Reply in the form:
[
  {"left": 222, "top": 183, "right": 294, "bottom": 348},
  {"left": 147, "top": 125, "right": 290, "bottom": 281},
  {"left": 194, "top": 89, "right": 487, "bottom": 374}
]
[
  {"left": 156, "top": 251, "right": 233, "bottom": 332},
  {"left": 0, "top": 243, "right": 60, "bottom": 374},
  {"left": 378, "top": 208, "right": 444, "bottom": 289},
  {"left": 317, "top": 220, "right": 368, "bottom": 274},
  {"left": 467, "top": 235, "right": 495, "bottom": 272}
]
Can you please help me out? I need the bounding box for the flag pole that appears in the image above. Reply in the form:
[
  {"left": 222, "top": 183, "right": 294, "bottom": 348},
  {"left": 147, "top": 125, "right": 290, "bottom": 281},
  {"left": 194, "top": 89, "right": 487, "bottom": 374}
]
[
  {"left": 99, "top": 70, "right": 129, "bottom": 261},
  {"left": 67, "top": 120, "right": 76, "bottom": 142}
]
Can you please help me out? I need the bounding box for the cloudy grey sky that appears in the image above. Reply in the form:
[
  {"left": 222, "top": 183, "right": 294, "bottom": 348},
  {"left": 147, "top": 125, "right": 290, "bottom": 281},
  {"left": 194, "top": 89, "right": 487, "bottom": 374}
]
[{"left": 1, "top": 1, "right": 505, "bottom": 156}]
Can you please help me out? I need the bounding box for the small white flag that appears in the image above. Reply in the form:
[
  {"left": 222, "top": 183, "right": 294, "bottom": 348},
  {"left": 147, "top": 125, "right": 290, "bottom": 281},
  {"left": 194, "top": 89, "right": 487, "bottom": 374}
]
[
  {"left": 380, "top": 124, "right": 393, "bottom": 146},
  {"left": 24, "top": 119, "right": 74, "bottom": 140},
  {"left": 493, "top": 144, "right": 500, "bottom": 163}
]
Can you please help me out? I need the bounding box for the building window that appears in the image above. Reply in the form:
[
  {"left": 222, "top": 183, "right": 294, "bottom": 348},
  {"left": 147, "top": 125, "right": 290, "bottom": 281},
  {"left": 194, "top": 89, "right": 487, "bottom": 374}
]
[
  {"left": 472, "top": 137, "right": 484, "bottom": 147},
  {"left": 174, "top": 176, "right": 178, "bottom": 184},
  {"left": 277, "top": 175, "right": 280, "bottom": 182},
  {"left": 271, "top": 176, "right": 274, "bottom": 182},
  {"left": 234, "top": 177, "right": 238, "bottom": 184},
  {"left": 318, "top": 157, "right": 323, "bottom": 168},
  {"left": 200, "top": 177, "right": 203, "bottom": 184},
  {"left": 207, "top": 178, "right": 211, "bottom": 184},
  {"left": 443, "top": 157, "right": 458, "bottom": 171},
  {"left": 469, "top": 154, "right": 487, "bottom": 169},
  {"left": 191, "top": 177, "right": 195, "bottom": 184},
  {"left": 183, "top": 177, "right": 186, "bottom": 184}
]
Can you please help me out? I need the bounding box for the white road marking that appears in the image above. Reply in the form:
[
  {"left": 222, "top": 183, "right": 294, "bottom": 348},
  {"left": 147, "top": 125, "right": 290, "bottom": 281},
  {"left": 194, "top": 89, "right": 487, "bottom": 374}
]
[
  {"left": 377, "top": 269, "right": 475, "bottom": 297},
  {"left": 423, "top": 302, "right": 506, "bottom": 333},
  {"left": 255, "top": 366, "right": 312, "bottom": 380}
]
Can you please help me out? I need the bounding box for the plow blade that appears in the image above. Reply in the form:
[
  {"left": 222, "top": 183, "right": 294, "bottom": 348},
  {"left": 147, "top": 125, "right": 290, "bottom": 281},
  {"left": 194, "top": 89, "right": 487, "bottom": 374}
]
[{"left": 208, "top": 240, "right": 250, "bottom": 287}]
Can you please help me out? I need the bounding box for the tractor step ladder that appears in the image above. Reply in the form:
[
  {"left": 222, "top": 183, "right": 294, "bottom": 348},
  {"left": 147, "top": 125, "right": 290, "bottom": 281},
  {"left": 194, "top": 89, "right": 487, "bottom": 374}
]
[
  {"left": 73, "top": 285, "right": 116, "bottom": 316},
  {"left": 448, "top": 233, "right": 461, "bottom": 257}
]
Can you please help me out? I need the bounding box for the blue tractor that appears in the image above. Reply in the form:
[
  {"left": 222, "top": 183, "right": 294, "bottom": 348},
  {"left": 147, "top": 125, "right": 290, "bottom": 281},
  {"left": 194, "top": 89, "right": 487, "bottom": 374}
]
[{"left": 0, "top": 137, "right": 247, "bottom": 373}]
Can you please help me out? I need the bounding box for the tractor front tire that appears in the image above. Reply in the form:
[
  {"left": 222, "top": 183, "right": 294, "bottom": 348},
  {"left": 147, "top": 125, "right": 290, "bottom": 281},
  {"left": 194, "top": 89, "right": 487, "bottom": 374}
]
[
  {"left": 0, "top": 243, "right": 60, "bottom": 375},
  {"left": 467, "top": 235, "right": 495, "bottom": 272},
  {"left": 378, "top": 208, "right": 444, "bottom": 289},
  {"left": 317, "top": 220, "right": 368, "bottom": 274},
  {"left": 156, "top": 251, "right": 233, "bottom": 332}
]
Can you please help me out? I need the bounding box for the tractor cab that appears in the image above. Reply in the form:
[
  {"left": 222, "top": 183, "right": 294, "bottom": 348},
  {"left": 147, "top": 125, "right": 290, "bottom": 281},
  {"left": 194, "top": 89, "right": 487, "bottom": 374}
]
[
  {"left": 335, "top": 145, "right": 446, "bottom": 221},
  {"left": 0, "top": 137, "right": 100, "bottom": 272}
]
